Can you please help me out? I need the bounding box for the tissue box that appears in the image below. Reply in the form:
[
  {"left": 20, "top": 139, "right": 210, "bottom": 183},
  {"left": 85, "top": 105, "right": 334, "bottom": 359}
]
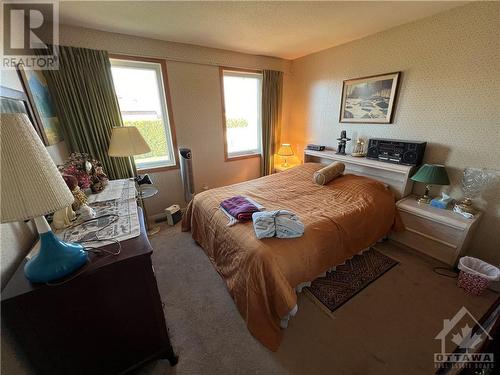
[{"left": 430, "top": 197, "right": 452, "bottom": 209}]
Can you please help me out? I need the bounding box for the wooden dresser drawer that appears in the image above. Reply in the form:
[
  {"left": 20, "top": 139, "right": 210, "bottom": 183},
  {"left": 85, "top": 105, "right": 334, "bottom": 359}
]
[{"left": 398, "top": 211, "right": 462, "bottom": 247}]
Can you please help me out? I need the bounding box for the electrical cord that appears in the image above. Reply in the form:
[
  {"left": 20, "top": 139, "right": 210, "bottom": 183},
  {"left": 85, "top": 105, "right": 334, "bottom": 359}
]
[{"left": 45, "top": 215, "right": 122, "bottom": 286}]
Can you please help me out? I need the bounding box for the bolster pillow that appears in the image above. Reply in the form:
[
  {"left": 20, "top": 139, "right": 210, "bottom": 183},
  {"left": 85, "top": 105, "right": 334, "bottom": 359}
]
[{"left": 313, "top": 162, "right": 345, "bottom": 185}]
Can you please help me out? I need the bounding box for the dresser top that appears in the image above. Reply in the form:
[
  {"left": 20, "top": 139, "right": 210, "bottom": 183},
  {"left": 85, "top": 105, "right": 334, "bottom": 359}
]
[
  {"left": 1, "top": 208, "right": 152, "bottom": 301},
  {"left": 397, "top": 195, "right": 481, "bottom": 230}
]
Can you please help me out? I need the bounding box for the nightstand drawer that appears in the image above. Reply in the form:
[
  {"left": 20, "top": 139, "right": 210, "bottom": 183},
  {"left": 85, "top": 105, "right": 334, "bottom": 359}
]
[
  {"left": 398, "top": 210, "right": 462, "bottom": 247},
  {"left": 391, "top": 229, "right": 458, "bottom": 265}
]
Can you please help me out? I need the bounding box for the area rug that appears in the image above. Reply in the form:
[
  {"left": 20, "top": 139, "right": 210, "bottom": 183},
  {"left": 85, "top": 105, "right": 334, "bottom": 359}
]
[{"left": 305, "top": 248, "right": 398, "bottom": 314}]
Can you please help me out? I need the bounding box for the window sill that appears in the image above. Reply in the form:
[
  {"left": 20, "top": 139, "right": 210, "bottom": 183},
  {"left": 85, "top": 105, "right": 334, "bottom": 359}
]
[
  {"left": 137, "top": 164, "right": 179, "bottom": 174},
  {"left": 225, "top": 153, "right": 261, "bottom": 162}
]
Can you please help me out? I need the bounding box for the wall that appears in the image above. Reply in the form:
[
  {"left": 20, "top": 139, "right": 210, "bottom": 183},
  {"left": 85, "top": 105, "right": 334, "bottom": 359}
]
[
  {"left": 53, "top": 24, "right": 292, "bottom": 217},
  {"left": 285, "top": 2, "right": 500, "bottom": 264}
]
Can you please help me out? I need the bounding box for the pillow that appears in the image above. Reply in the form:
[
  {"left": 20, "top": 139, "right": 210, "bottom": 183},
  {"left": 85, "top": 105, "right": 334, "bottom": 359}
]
[{"left": 313, "top": 162, "right": 345, "bottom": 185}]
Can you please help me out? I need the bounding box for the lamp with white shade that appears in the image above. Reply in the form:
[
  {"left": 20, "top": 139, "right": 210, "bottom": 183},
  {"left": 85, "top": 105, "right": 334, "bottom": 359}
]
[
  {"left": 0, "top": 113, "right": 88, "bottom": 283},
  {"left": 108, "top": 126, "right": 151, "bottom": 158},
  {"left": 107, "top": 126, "right": 159, "bottom": 235}
]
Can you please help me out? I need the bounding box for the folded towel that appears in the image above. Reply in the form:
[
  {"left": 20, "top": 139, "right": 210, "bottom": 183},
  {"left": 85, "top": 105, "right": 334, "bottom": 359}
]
[
  {"left": 220, "top": 196, "right": 264, "bottom": 226},
  {"left": 252, "top": 210, "right": 305, "bottom": 239},
  {"left": 313, "top": 162, "right": 345, "bottom": 185}
]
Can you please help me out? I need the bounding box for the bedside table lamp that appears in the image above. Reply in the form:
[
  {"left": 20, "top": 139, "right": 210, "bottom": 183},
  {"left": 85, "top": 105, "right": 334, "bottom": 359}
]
[
  {"left": 0, "top": 114, "right": 88, "bottom": 283},
  {"left": 411, "top": 164, "right": 450, "bottom": 204},
  {"left": 277, "top": 144, "right": 294, "bottom": 167},
  {"left": 107, "top": 126, "right": 160, "bottom": 235}
]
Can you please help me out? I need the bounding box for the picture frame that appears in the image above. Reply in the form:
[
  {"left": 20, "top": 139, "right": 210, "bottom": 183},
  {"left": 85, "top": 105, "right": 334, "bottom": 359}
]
[
  {"left": 0, "top": 85, "right": 46, "bottom": 141},
  {"left": 16, "top": 64, "right": 63, "bottom": 145},
  {"left": 339, "top": 71, "right": 401, "bottom": 124}
]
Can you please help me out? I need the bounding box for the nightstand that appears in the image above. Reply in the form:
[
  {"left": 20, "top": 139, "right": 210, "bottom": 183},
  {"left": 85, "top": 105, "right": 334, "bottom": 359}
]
[
  {"left": 390, "top": 195, "right": 482, "bottom": 266},
  {"left": 274, "top": 164, "right": 296, "bottom": 173}
]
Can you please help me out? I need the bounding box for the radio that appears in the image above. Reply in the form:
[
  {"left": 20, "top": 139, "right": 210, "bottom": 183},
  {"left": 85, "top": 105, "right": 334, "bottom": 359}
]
[
  {"left": 366, "top": 138, "right": 426, "bottom": 166},
  {"left": 306, "top": 144, "right": 326, "bottom": 151}
]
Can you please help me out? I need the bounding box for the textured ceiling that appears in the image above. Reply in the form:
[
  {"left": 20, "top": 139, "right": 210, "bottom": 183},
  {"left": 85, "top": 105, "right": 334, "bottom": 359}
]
[{"left": 59, "top": 1, "right": 466, "bottom": 59}]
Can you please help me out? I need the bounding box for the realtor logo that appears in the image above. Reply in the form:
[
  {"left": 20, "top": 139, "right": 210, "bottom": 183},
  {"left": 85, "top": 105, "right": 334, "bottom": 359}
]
[
  {"left": 434, "top": 306, "right": 494, "bottom": 370},
  {"left": 2, "top": 1, "right": 59, "bottom": 69}
]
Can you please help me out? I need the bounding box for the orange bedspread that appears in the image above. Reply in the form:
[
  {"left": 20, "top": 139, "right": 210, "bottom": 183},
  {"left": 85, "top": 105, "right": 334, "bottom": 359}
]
[{"left": 182, "top": 163, "right": 399, "bottom": 350}]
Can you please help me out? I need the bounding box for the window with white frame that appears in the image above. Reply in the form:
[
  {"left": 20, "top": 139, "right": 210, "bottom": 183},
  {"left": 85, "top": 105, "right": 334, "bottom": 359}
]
[
  {"left": 110, "top": 57, "right": 176, "bottom": 170},
  {"left": 221, "top": 69, "right": 262, "bottom": 159}
]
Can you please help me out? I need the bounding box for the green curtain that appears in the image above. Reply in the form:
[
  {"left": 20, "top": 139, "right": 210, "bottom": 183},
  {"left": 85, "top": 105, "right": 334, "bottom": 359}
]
[
  {"left": 261, "top": 70, "right": 283, "bottom": 176},
  {"left": 43, "top": 46, "right": 135, "bottom": 179}
]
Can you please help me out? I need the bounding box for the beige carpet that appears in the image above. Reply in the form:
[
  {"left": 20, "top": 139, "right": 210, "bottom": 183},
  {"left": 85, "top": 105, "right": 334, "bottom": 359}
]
[{"left": 137, "top": 223, "right": 497, "bottom": 375}]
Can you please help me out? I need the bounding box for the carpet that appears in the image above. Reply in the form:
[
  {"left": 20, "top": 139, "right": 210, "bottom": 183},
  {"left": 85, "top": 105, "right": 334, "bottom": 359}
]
[{"left": 305, "top": 248, "right": 398, "bottom": 314}]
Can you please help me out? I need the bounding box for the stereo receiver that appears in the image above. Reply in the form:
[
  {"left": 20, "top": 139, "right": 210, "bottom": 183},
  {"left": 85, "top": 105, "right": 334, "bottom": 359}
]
[{"left": 366, "top": 138, "right": 426, "bottom": 166}]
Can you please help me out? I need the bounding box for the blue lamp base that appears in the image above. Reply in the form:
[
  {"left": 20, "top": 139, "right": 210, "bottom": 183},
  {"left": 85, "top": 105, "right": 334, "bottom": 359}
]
[{"left": 24, "top": 230, "right": 88, "bottom": 283}]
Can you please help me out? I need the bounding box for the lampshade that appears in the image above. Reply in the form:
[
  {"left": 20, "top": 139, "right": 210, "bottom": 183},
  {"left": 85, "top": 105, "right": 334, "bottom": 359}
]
[
  {"left": 108, "top": 126, "right": 151, "bottom": 157},
  {"left": 411, "top": 164, "right": 450, "bottom": 185},
  {"left": 0, "top": 113, "right": 75, "bottom": 223},
  {"left": 277, "top": 144, "right": 294, "bottom": 157}
]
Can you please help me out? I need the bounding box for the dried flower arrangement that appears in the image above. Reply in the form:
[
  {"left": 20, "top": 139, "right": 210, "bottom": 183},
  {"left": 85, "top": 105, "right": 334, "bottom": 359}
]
[{"left": 59, "top": 153, "right": 109, "bottom": 193}]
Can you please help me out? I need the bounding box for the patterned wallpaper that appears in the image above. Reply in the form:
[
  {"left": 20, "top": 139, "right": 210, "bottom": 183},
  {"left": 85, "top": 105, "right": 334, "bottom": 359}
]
[{"left": 284, "top": 2, "right": 500, "bottom": 264}]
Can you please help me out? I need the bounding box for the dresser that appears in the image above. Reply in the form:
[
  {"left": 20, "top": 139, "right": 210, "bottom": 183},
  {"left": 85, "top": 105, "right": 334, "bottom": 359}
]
[
  {"left": 1, "top": 208, "right": 177, "bottom": 374},
  {"left": 390, "top": 196, "right": 482, "bottom": 266}
]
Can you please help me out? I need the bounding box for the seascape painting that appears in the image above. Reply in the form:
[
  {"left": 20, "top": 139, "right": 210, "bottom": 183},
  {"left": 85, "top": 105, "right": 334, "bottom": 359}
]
[
  {"left": 17, "top": 66, "right": 63, "bottom": 145},
  {"left": 0, "top": 86, "right": 45, "bottom": 140},
  {"left": 339, "top": 72, "right": 400, "bottom": 124}
]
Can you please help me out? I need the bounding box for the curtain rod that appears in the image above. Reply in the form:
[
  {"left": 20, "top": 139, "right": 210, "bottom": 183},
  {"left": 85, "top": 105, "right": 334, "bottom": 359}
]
[{"left": 107, "top": 50, "right": 287, "bottom": 73}]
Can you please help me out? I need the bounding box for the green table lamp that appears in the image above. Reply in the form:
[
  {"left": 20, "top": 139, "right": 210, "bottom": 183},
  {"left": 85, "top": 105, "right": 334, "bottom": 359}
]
[{"left": 411, "top": 164, "right": 450, "bottom": 204}]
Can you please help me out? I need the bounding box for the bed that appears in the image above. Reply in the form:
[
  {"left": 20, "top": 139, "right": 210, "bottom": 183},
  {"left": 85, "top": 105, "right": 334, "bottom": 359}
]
[{"left": 182, "top": 162, "right": 402, "bottom": 350}]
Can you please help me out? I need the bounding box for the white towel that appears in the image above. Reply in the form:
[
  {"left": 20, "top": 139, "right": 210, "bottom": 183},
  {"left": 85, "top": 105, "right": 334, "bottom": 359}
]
[
  {"left": 220, "top": 197, "right": 265, "bottom": 226},
  {"left": 252, "top": 210, "right": 305, "bottom": 239}
]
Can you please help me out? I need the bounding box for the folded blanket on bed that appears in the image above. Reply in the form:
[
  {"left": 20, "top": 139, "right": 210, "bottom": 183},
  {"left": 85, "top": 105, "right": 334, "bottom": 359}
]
[
  {"left": 220, "top": 196, "right": 262, "bottom": 226},
  {"left": 252, "top": 210, "right": 305, "bottom": 239}
]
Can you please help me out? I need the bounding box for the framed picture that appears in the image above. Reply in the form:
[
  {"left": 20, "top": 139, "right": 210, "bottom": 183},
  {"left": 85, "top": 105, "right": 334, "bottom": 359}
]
[
  {"left": 0, "top": 85, "right": 46, "bottom": 141},
  {"left": 339, "top": 71, "right": 401, "bottom": 124},
  {"left": 17, "top": 65, "right": 63, "bottom": 145}
]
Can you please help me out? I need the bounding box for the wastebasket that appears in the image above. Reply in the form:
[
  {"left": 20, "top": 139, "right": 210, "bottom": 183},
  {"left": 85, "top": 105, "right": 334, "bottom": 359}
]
[{"left": 457, "top": 256, "right": 500, "bottom": 295}]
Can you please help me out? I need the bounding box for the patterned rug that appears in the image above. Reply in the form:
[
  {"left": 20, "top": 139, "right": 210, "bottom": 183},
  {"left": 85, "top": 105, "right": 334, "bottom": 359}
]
[{"left": 305, "top": 248, "right": 398, "bottom": 314}]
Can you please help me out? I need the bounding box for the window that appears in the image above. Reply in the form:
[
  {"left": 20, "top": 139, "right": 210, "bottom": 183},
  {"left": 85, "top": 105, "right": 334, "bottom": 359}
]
[
  {"left": 110, "top": 56, "right": 176, "bottom": 171},
  {"left": 221, "top": 68, "right": 262, "bottom": 160}
]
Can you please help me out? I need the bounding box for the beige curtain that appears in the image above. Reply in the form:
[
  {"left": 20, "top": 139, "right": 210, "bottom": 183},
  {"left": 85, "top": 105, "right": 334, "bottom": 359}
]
[{"left": 261, "top": 70, "right": 284, "bottom": 176}]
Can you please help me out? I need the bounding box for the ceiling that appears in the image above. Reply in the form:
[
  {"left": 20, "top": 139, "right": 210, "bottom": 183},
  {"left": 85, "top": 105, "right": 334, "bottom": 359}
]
[{"left": 59, "top": 1, "right": 466, "bottom": 60}]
